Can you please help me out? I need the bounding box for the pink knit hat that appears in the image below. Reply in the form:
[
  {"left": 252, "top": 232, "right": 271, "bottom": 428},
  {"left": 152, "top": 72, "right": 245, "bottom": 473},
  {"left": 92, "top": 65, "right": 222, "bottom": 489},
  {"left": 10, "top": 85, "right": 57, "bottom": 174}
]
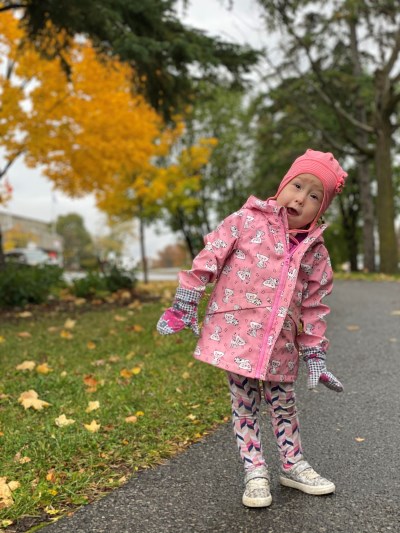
[{"left": 275, "top": 149, "right": 348, "bottom": 218}]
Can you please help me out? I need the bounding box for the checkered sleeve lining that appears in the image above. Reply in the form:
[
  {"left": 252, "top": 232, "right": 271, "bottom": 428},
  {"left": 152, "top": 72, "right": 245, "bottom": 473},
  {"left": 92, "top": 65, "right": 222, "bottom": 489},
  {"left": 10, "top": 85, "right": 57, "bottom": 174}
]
[{"left": 176, "top": 287, "right": 202, "bottom": 304}]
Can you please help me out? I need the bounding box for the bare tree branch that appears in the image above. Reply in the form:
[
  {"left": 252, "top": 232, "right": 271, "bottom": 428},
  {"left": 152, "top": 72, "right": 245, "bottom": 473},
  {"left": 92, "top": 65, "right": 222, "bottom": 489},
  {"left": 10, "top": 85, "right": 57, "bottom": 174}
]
[
  {"left": 0, "top": 151, "right": 25, "bottom": 179},
  {"left": 0, "top": 3, "right": 27, "bottom": 12},
  {"left": 383, "top": 27, "right": 400, "bottom": 76}
]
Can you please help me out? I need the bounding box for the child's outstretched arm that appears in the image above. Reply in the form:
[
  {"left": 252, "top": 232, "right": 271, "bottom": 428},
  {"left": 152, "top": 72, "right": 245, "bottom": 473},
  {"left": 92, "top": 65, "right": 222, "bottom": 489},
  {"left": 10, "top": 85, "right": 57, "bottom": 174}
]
[
  {"left": 157, "top": 212, "right": 242, "bottom": 337},
  {"left": 297, "top": 246, "right": 343, "bottom": 393},
  {"left": 157, "top": 287, "right": 202, "bottom": 336}
]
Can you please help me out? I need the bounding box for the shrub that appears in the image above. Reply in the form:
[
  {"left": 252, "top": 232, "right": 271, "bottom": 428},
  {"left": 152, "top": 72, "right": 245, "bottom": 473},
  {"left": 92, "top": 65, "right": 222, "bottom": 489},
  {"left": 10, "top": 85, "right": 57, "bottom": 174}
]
[
  {"left": 103, "top": 265, "right": 136, "bottom": 293},
  {"left": 70, "top": 266, "right": 136, "bottom": 298},
  {"left": 70, "top": 272, "right": 108, "bottom": 298},
  {"left": 0, "top": 264, "right": 64, "bottom": 307}
]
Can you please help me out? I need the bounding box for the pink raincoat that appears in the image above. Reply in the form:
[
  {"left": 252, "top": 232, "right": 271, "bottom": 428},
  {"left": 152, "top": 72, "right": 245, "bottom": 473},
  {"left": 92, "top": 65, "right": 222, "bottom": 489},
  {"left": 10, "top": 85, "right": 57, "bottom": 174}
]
[{"left": 179, "top": 196, "right": 333, "bottom": 382}]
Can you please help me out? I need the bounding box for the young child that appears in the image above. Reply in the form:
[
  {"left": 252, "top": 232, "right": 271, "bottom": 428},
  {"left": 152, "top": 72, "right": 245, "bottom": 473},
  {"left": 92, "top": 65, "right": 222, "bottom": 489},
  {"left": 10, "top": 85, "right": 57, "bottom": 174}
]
[{"left": 157, "top": 149, "right": 346, "bottom": 508}]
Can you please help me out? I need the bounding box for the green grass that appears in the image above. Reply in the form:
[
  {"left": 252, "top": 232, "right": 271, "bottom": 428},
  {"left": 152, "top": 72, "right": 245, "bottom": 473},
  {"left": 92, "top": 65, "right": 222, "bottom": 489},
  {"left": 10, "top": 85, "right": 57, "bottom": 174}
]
[
  {"left": 0, "top": 285, "right": 230, "bottom": 530},
  {"left": 334, "top": 271, "right": 400, "bottom": 282}
]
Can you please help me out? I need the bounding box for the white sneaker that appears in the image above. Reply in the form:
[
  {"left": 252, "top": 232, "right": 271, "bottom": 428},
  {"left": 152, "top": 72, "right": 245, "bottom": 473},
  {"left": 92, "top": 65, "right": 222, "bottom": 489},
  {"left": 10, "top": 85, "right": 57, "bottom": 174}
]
[
  {"left": 242, "top": 466, "right": 272, "bottom": 507},
  {"left": 280, "top": 460, "right": 335, "bottom": 495}
]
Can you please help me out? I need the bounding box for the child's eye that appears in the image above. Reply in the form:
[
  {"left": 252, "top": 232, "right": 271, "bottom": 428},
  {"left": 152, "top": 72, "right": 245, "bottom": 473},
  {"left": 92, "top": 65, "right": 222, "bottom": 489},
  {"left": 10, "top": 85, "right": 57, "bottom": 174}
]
[
  {"left": 311, "top": 194, "right": 320, "bottom": 201},
  {"left": 293, "top": 183, "right": 301, "bottom": 189}
]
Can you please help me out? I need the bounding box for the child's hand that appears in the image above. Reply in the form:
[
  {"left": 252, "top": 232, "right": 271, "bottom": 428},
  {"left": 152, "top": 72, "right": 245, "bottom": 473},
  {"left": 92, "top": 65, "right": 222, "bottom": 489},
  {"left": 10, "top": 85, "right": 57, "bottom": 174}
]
[
  {"left": 156, "top": 287, "right": 201, "bottom": 337},
  {"left": 302, "top": 350, "right": 343, "bottom": 392},
  {"left": 157, "top": 306, "right": 199, "bottom": 336}
]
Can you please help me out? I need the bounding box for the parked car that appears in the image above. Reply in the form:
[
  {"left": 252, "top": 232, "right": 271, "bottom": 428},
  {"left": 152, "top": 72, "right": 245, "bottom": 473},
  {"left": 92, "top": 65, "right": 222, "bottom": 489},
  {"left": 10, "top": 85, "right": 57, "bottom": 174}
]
[{"left": 5, "top": 248, "right": 53, "bottom": 266}]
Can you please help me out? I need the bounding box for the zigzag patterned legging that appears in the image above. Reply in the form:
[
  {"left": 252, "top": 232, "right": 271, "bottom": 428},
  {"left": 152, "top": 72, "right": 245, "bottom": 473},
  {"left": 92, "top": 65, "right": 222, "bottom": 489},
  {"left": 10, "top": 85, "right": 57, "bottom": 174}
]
[{"left": 227, "top": 372, "right": 303, "bottom": 472}]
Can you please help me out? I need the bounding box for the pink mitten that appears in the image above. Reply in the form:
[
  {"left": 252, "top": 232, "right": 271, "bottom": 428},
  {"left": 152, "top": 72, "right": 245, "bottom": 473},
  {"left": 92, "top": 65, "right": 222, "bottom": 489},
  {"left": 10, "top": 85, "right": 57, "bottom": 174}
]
[
  {"left": 302, "top": 348, "right": 343, "bottom": 392},
  {"left": 157, "top": 287, "right": 201, "bottom": 336}
]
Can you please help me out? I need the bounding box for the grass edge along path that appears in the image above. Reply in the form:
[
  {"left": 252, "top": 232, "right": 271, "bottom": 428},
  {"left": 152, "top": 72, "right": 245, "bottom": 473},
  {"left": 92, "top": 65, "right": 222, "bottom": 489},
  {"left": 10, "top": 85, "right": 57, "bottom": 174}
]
[{"left": 0, "top": 283, "right": 230, "bottom": 532}]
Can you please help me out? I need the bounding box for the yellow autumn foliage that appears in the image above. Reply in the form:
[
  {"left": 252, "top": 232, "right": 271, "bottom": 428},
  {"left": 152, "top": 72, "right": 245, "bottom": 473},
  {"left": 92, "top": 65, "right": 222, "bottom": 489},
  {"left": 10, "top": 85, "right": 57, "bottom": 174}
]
[{"left": 0, "top": 12, "right": 217, "bottom": 223}]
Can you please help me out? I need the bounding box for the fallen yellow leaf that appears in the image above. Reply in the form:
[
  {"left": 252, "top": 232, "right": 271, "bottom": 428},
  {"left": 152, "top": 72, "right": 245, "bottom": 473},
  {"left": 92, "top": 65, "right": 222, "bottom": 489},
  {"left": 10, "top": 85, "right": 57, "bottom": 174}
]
[
  {"left": 135, "top": 411, "right": 144, "bottom": 417},
  {"left": 125, "top": 415, "right": 138, "bottom": 424},
  {"left": 18, "top": 390, "right": 51, "bottom": 410},
  {"left": 16, "top": 361, "right": 36, "bottom": 371},
  {"left": 0, "top": 477, "right": 18, "bottom": 509},
  {"left": 46, "top": 470, "right": 57, "bottom": 483},
  {"left": 128, "top": 300, "right": 142, "bottom": 310},
  {"left": 18, "top": 456, "right": 31, "bottom": 464},
  {"left": 7, "top": 481, "right": 20, "bottom": 492},
  {"left": 114, "top": 315, "right": 127, "bottom": 322},
  {"left": 187, "top": 414, "right": 197, "bottom": 421},
  {"left": 108, "top": 355, "right": 121, "bottom": 363},
  {"left": 17, "top": 331, "right": 31, "bottom": 338},
  {"left": 131, "top": 367, "right": 141, "bottom": 375},
  {"left": 18, "top": 311, "right": 32, "bottom": 318},
  {"left": 87, "top": 341, "right": 96, "bottom": 350},
  {"left": 85, "top": 401, "right": 100, "bottom": 413},
  {"left": 83, "top": 375, "right": 99, "bottom": 389},
  {"left": 84, "top": 420, "right": 101, "bottom": 433},
  {"left": 64, "top": 318, "right": 76, "bottom": 329},
  {"left": 55, "top": 414, "right": 75, "bottom": 427},
  {"left": 132, "top": 324, "right": 144, "bottom": 332},
  {"left": 390, "top": 310, "right": 400, "bottom": 316},
  {"left": 0, "top": 336, "right": 5, "bottom": 343},
  {"left": 45, "top": 506, "right": 61, "bottom": 516},
  {"left": 120, "top": 368, "right": 132, "bottom": 379},
  {"left": 355, "top": 437, "right": 365, "bottom": 442},
  {"left": 119, "top": 291, "right": 131, "bottom": 300},
  {"left": 60, "top": 330, "right": 73, "bottom": 339},
  {"left": 182, "top": 372, "right": 190, "bottom": 379},
  {"left": 36, "top": 363, "right": 53, "bottom": 374}
]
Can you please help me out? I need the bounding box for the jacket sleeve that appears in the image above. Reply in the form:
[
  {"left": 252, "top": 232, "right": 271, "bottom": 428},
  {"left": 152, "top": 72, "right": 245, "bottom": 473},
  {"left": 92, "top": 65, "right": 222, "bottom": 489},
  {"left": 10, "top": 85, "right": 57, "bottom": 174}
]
[
  {"left": 178, "top": 211, "right": 243, "bottom": 294},
  {"left": 297, "top": 244, "right": 333, "bottom": 353}
]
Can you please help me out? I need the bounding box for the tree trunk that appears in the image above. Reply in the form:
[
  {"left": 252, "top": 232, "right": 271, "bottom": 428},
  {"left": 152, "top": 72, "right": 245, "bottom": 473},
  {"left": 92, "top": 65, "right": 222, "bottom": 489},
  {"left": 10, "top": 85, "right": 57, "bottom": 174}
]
[
  {"left": 356, "top": 158, "right": 376, "bottom": 271},
  {"left": 374, "top": 108, "right": 398, "bottom": 273},
  {"left": 348, "top": 19, "right": 376, "bottom": 272},
  {"left": 338, "top": 194, "right": 359, "bottom": 272},
  {"left": 139, "top": 217, "right": 149, "bottom": 284}
]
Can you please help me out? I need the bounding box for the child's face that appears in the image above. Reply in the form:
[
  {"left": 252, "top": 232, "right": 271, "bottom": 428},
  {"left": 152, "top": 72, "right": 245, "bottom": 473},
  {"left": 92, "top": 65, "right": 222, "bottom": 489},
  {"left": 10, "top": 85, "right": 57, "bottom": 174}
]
[{"left": 276, "top": 173, "right": 324, "bottom": 229}]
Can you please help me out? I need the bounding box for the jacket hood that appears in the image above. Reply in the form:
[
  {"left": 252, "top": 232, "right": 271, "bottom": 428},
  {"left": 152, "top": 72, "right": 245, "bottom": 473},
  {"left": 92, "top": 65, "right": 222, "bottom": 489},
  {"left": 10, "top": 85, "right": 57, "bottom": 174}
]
[
  {"left": 241, "top": 195, "right": 281, "bottom": 214},
  {"left": 240, "top": 195, "right": 328, "bottom": 240}
]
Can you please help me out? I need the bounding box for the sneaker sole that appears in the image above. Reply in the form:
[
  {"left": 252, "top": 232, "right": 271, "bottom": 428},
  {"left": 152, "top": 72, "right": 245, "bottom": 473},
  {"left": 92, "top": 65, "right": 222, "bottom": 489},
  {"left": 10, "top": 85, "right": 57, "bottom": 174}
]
[
  {"left": 279, "top": 476, "right": 335, "bottom": 495},
  {"left": 242, "top": 494, "right": 272, "bottom": 508}
]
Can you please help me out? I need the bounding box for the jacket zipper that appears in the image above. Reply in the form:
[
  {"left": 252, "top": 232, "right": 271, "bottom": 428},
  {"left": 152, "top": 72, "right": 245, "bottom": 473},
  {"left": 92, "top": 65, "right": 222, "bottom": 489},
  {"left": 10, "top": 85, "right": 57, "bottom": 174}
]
[{"left": 255, "top": 226, "right": 291, "bottom": 380}]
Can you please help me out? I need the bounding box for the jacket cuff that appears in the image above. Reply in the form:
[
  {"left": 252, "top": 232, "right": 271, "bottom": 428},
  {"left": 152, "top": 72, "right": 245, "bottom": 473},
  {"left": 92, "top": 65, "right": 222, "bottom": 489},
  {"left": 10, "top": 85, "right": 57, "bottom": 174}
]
[
  {"left": 302, "top": 346, "right": 326, "bottom": 361},
  {"left": 176, "top": 287, "right": 202, "bottom": 304}
]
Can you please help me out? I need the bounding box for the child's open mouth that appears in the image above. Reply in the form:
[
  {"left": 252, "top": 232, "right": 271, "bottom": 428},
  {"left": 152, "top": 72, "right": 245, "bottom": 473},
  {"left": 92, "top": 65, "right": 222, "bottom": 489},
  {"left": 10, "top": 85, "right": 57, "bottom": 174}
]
[{"left": 287, "top": 207, "right": 299, "bottom": 216}]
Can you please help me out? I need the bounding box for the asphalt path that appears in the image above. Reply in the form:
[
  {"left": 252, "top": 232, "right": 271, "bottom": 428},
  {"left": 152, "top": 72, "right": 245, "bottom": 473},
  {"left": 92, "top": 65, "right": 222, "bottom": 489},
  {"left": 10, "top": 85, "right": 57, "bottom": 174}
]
[{"left": 42, "top": 280, "right": 400, "bottom": 533}]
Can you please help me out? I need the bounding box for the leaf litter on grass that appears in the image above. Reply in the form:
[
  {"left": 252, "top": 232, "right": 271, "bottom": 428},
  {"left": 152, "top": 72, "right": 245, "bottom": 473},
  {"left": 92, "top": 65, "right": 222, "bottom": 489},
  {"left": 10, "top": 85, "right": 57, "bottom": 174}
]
[{"left": 0, "top": 292, "right": 229, "bottom": 527}]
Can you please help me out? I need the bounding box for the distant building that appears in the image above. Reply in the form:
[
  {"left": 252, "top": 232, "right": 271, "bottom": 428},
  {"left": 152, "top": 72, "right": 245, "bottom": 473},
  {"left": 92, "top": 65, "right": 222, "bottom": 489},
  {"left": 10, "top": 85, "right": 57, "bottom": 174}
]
[{"left": 0, "top": 211, "right": 64, "bottom": 264}]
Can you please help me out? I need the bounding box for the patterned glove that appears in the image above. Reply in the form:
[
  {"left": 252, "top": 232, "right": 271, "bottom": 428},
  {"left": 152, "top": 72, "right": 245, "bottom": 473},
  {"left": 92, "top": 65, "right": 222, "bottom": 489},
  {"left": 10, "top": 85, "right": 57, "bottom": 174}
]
[
  {"left": 302, "top": 348, "right": 343, "bottom": 392},
  {"left": 157, "top": 287, "right": 202, "bottom": 336}
]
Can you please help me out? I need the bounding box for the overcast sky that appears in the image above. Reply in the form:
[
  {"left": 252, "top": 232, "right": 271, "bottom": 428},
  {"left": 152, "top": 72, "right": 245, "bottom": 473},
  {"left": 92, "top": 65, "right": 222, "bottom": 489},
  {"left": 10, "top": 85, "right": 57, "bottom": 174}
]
[{"left": 0, "top": 0, "right": 266, "bottom": 260}]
